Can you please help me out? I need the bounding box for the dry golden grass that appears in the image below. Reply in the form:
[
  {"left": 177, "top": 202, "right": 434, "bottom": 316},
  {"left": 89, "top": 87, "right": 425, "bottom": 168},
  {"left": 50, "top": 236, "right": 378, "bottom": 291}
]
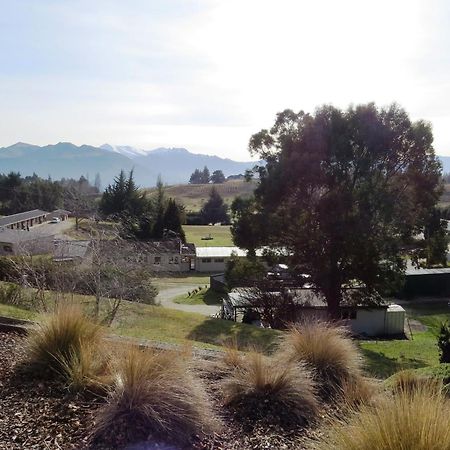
[
  {"left": 223, "top": 351, "right": 319, "bottom": 427},
  {"left": 93, "top": 346, "right": 220, "bottom": 446},
  {"left": 314, "top": 385, "right": 450, "bottom": 450},
  {"left": 279, "top": 321, "right": 366, "bottom": 399},
  {"left": 389, "top": 369, "right": 443, "bottom": 396},
  {"left": 26, "top": 304, "right": 105, "bottom": 389}
]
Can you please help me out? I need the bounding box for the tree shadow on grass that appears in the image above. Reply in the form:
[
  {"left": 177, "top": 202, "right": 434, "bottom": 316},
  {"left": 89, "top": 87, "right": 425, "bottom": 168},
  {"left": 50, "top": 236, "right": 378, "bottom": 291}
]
[
  {"left": 187, "top": 317, "right": 279, "bottom": 351},
  {"left": 361, "top": 347, "right": 428, "bottom": 378}
]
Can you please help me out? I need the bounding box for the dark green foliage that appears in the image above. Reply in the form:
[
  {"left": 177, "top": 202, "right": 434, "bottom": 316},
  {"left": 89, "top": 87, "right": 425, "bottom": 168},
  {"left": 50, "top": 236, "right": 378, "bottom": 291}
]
[
  {"left": 99, "top": 170, "right": 147, "bottom": 218},
  {"left": 237, "top": 103, "right": 442, "bottom": 317},
  {"left": 0, "top": 171, "right": 65, "bottom": 214},
  {"left": 200, "top": 187, "right": 229, "bottom": 224},
  {"left": 225, "top": 253, "right": 266, "bottom": 288},
  {"left": 189, "top": 166, "right": 210, "bottom": 184},
  {"left": 423, "top": 208, "right": 448, "bottom": 267},
  {"left": 211, "top": 170, "right": 226, "bottom": 184},
  {"left": 231, "top": 197, "right": 261, "bottom": 256},
  {"left": 163, "top": 199, "right": 185, "bottom": 241},
  {"left": 438, "top": 322, "right": 450, "bottom": 363}
]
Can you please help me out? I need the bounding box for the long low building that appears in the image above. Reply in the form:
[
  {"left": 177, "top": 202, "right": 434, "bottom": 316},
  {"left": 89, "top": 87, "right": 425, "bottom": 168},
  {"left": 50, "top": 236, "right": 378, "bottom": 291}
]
[
  {"left": 0, "top": 210, "right": 48, "bottom": 229},
  {"left": 195, "top": 246, "right": 264, "bottom": 272}
]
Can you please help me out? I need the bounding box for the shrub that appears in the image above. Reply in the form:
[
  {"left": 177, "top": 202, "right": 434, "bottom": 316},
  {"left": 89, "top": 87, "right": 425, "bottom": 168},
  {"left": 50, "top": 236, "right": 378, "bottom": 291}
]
[
  {"left": 93, "top": 346, "right": 219, "bottom": 447},
  {"left": 387, "top": 369, "right": 444, "bottom": 396},
  {"left": 26, "top": 304, "right": 104, "bottom": 389},
  {"left": 222, "top": 352, "right": 318, "bottom": 427},
  {"left": 438, "top": 322, "right": 450, "bottom": 363},
  {"left": 314, "top": 385, "right": 450, "bottom": 450},
  {"left": 279, "top": 321, "right": 366, "bottom": 399}
]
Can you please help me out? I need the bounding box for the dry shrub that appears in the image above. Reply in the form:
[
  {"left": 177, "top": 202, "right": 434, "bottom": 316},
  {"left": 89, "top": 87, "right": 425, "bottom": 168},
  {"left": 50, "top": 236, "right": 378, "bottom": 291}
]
[
  {"left": 223, "top": 351, "right": 318, "bottom": 427},
  {"left": 279, "top": 321, "right": 366, "bottom": 399},
  {"left": 221, "top": 337, "right": 245, "bottom": 370},
  {"left": 314, "top": 384, "right": 450, "bottom": 450},
  {"left": 389, "top": 369, "right": 443, "bottom": 396},
  {"left": 26, "top": 304, "right": 104, "bottom": 389},
  {"left": 93, "top": 346, "right": 219, "bottom": 447}
]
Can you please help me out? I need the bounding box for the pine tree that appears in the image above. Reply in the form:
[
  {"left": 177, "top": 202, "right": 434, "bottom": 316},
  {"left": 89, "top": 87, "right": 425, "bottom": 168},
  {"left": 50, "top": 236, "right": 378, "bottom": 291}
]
[
  {"left": 163, "top": 198, "right": 186, "bottom": 242},
  {"left": 200, "top": 186, "right": 229, "bottom": 224},
  {"left": 211, "top": 170, "right": 226, "bottom": 184},
  {"left": 94, "top": 173, "right": 102, "bottom": 192},
  {"left": 201, "top": 166, "right": 210, "bottom": 184}
]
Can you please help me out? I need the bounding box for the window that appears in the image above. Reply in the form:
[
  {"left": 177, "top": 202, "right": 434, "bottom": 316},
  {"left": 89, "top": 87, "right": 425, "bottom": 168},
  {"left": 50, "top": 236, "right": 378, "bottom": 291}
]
[
  {"left": 169, "top": 257, "right": 174, "bottom": 264},
  {"left": 214, "top": 258, "right": 224, "bottom": 263},
  {"left": 154, "top": 256, "right": 161, "bottom": 265},
  {"left": 202, "top": 258, "right": 212, "bottom": 263},
  {"left": 174, "top": 257, "right": 179, "bottom": 264},
  {"left": 2, "top": 245, "right": 12, "bottom": 253}
]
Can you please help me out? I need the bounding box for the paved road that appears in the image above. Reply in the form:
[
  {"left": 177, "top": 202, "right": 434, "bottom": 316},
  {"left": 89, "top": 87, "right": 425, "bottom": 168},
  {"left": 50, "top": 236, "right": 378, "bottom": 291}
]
[
  {"left": 27, "top": 219, "right": 74, "bottom": 240},
  {"left": 156, "top": 285, "right": 221, "bottom": 316}
]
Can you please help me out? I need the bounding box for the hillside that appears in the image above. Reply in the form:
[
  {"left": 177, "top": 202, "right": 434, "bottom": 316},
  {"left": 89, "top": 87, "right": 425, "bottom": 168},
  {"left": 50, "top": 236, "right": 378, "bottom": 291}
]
[
  {"left": 146, "top": 179, "right": 257, "bottom": 211},
  {"left": 0, "top": 142, "right": 256, "bottom": 186}
]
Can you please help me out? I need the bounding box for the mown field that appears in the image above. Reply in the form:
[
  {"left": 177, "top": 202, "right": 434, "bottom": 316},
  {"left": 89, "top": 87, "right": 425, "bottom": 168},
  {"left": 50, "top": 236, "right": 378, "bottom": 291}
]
[
  {"left": 183, "top": 224, "right": 234, "bottom": 246},
  {"left": 145, "top": 179, "right": 257, "bottom": 212}
]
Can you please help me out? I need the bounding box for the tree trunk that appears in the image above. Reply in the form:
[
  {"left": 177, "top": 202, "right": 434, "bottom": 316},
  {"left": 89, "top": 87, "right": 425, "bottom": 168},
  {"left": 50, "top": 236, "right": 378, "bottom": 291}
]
[{"left": 324, "top": 283, "right": 342, "bottom": 321}]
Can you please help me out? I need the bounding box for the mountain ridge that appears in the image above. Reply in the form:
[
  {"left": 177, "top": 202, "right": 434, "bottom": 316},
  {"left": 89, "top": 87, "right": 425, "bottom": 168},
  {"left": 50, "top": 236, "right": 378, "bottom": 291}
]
[{"left": 0, "top": 142, "right": 256, "bottom": 186}]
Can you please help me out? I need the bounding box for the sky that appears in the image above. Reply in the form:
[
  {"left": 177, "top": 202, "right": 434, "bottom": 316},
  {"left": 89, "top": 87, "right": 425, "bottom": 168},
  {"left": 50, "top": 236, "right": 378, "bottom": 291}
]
[{"left": 0, "top": 0, "right": 449, "bottom": 160}]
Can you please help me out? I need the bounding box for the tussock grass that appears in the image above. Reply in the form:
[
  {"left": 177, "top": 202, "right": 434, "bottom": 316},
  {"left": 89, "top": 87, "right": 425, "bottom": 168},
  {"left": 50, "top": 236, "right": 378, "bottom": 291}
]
[
  {"left": 223, "top": 352, "right": 318, "bottom": 427},
  {"left": 388, "top": 369, "right": 443, "bottom": 396},
  {"left": 279, "top": 321, "right": 367, "bottom": 400},
  {"left": 315, "top": 385, "right": 450, "bottom": 450},
  {"left": 93, "top": 346, "right": 219, "bottom": 446},
  {"left": 26, "top": 304, "right": 104, "bottom": 388}
]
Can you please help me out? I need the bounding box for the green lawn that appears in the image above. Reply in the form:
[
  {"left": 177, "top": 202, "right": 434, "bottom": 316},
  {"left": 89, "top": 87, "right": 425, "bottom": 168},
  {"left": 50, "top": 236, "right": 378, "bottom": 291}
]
[
  {"left": 152, "top": 274, "right": 211, "bottom": 291},
  {"left": 360, "top": 300, "right": 450, "bottom": 378},
  {"left": 183, "top": 225, "right": 234, "bottom": 247},
  {"left": 0, "top": 288, "right": 277, "bottom": 351},
  {"left": 173, "top": 287, "right": 224, "bottom": 305}
]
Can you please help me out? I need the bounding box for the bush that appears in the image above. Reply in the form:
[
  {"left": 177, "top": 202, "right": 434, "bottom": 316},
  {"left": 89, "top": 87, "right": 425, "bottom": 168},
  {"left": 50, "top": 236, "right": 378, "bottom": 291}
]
[
  {"left": 279, "top": 321, "right": 366, "bottom": 399},
  {"left": 388, "top": 369, "right": 443, "bottom": 396},
  {"left": 222, "top": 351, "right": 318, "bottom": 427},
  {"left": 438, "top": 322, "right": 450, "bottom": 363},
  {"left": 314, "top": 385, "right": 450, "bottom": 450},
  {"left": 93, "top": 346, "right": 219, "bottom": 447},
  {"left": 26, "top": 304, "right": 104, "bottom": 389}
]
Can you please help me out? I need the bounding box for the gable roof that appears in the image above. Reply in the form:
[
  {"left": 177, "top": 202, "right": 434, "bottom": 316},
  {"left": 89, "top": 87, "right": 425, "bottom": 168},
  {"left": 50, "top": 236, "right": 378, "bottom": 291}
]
[{"left": 0, "top": 210, "right": 48, "bottom": 227}]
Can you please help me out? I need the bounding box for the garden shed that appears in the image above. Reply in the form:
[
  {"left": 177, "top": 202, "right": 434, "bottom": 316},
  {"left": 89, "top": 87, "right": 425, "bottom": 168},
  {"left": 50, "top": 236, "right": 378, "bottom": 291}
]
[{"left": 223, "top": 289, "right": 405, "bottom": 337}]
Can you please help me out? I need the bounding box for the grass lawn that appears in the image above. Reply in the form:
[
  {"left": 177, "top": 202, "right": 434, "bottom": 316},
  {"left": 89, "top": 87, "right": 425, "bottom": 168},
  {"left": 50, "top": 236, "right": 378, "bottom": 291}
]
[
  {"left": 173, "top": 287, "right": 224, "bottom": 305},
  {"left": 359, "top": 300, "right": 450, "bottom": 378},
  {"left": 184, "top": 225, "right": 233, "bottom": 247},
  {"left": 152, "top": 274, "right": 211, "bottom": 291},
  {"left": 0, "top": 287, "right": 277, "bottom": 351}
]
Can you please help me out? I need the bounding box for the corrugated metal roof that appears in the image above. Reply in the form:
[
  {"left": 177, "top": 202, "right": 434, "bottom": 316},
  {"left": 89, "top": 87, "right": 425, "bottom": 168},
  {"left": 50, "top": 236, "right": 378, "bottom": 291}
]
[
  {"left": 196, "top": 247, "right": 247, "bottom": 258},
  {"left": 405, "top": 268, "right": 450, "bottom": 276},
  {"left": 0, "top": 209, "right": 48, "bottom": 227}
]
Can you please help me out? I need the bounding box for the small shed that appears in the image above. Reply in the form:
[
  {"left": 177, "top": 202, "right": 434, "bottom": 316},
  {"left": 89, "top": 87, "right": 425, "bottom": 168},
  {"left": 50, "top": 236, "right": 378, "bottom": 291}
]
[{"left": 224, "top": 288, "right": 405, "bottom": 337}]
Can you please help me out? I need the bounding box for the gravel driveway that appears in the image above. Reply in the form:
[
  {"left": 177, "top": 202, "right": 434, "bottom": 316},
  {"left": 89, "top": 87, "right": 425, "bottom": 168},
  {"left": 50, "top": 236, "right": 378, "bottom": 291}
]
[{"left": 157, "top": 285, "right": 221, "bottom": 316}]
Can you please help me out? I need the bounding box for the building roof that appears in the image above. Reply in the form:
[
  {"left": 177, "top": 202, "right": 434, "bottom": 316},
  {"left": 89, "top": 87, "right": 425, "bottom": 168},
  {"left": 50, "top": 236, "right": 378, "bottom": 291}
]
[
  {"left": 0, "top": 209, "right": 48, "bottom": 227},
  {"left": 196, "top": 246, "right": 264, "bottom": 258},
  {"left": 50, "top": 209, "right": 71, "bottom": 216},
  {"left": 405, "top": 267, "right": 450, "bottom": 276},
  {"left": 0, "top": 228, "right": 49, "bottom": 244},
  {"left": 226, "top": 288, "right": 388, "bottom": 309}
]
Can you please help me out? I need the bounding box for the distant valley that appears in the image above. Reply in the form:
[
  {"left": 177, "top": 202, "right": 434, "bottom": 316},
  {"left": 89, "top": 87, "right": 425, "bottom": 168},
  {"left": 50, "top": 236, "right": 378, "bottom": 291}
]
[{"left": 0, "top": 142, "right": 257, "bottom": 187}]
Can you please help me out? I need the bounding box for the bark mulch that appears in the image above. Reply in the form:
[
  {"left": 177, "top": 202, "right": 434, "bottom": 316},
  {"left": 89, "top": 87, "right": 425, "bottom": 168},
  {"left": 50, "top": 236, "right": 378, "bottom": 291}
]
[{"left": 0, "top": 332, "right": 323, "bottom": 450}]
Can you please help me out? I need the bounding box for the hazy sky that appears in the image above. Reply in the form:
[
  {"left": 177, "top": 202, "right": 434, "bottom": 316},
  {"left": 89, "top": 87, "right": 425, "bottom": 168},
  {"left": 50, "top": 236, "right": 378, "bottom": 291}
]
[{"left": 0, "top": 0, "right": 449, "bottom": 160}]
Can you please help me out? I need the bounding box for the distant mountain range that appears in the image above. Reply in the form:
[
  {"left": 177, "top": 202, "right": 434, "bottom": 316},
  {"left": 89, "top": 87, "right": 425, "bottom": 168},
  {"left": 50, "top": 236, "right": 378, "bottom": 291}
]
[
  {"left": 1, "top": 142, "right": 449, "bottom": 187},
  {"left": 0, "top": 142, "right": 257, "bottom": 187}
]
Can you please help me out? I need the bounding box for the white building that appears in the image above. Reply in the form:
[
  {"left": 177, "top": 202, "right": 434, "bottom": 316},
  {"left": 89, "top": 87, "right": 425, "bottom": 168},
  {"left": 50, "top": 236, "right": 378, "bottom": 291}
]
[{"left": 195, "top": 246, "right": 264, "bottom": 272}]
